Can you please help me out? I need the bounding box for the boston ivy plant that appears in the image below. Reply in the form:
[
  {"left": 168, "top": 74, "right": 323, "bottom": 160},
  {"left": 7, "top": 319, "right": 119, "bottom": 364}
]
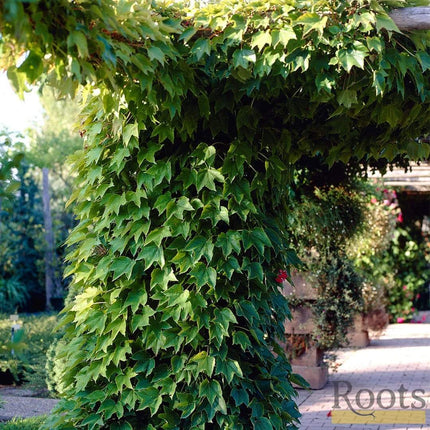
[{"left": 2, "top": 0, "right": 430, "bottom": 429}]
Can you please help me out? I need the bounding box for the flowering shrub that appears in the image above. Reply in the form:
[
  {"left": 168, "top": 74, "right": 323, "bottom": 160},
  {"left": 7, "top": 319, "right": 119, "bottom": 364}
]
[
  {"left": 384, "top": 228, "right": 430, "bottom": 322},
  {"left": 348, "top": 184, "right": 398, "bottom": 317},
  {"left": 350, "top": 182, "right": 430, "bottom": 323}
]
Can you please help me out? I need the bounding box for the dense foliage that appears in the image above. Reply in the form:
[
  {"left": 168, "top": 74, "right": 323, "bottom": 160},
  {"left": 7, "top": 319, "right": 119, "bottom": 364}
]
[
  {"left": 0, "top": 92, "right": 80, "bottom": 313},
  {"left": 0, "top": 314, "right": 59, "bottom": 391},
  {"left": 349, "top": 185, "right": 430, "bottom": 322},
  {"left": 0, "top": 134, "right": 22, "bottom": 209},
  {"left": 384, "top": 226, "right": 430, "bottom": 321},
  {"left": 3, "top": 0, "right": 430, "bottom": 429},
  {"left": 0, "top": 416, "right": 46, "bottom": 430},
  {"left": 288, "top": 182, "right": 366, "bottom": 350}
]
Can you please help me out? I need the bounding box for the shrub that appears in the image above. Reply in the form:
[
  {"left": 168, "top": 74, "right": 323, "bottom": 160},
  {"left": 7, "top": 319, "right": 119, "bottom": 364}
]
[
  {"left": 0, "top": 314, "right": 59, "bottom": 393},
  {"left": 0, "top": 416, "right": 46, "bottom": 430},
  {"left": 0, "top": 278, "right": 29, "bottom": 314},
  {"left": 289, "top": 184, "right": 365, "bottom": 350}
]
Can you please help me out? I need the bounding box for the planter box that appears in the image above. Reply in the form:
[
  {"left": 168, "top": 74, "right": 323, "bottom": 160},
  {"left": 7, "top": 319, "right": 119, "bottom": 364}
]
[
  {"left": 284, "top": 305, "right": 316, "bottom": 334},
  {"left": 292, "top": 365, "right": 328, "bottom": 390},
  {"left": 283, "top": 271, "right": 328, "bottom": 389},
  {"left": 346, "top": 314, "right": 370, "bottom": 348},
  {"left": 282, "top": 272, "right": 318, "bottom": 300},
  {"left": 290, "top": 344, "right": 324, "bottom": 367}
]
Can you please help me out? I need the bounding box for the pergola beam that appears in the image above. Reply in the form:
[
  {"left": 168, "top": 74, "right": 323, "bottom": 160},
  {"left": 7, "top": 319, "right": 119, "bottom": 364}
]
[{"left": 389, "top": 7, "right": 430, "bottom": 31}]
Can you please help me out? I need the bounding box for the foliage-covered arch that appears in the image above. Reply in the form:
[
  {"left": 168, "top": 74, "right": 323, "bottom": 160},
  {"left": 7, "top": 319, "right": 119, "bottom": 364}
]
[{"left": 2, "top": 0, "right": 430, "bottom": 429}]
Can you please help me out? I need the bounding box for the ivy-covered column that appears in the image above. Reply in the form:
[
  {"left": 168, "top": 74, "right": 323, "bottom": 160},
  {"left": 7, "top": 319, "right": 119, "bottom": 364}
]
[{"left": 45, "top": 78, "right": 302, "bottom": 429}]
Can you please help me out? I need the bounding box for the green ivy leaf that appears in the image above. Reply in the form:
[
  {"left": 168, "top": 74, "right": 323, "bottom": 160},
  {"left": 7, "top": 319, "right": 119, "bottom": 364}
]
[
  {"left": 199, "top": 379, "right": 223, "bottom": 404},
  {"left": 123, "top": 123, "right": 139, "bottom": 146},
  {"left": 137, "top": 245, "right": 165, "bottom": 270},
  {"left": 251, "top": 31, "right": 272, "bottom": 51},
  {"left": 196, "top": 168, "right": 225, "bottom": 192},
  {"left": 137, "top": 387, "right": 162, "bottom": 415},
  {"left": 271, "top": 28, "right": 296, "bottom": 48},
  {"left": 253, "top": 417, "right": 274, "bottom": 430},
  {"left": 111, "top": 257, "right": 135, "bottom": 281},
  {"left": 191, "top": 39, "right": 211, "bottom": 61},
  {"left": 337, "top": 42, "right": 368, "bottom": 72},
  {"left": 189, "top": 263, "right": 217, "bottom": 288},
  {"left": 232, "top": 49, "right": 256, "bottom": 68},
  {"left": 231, "top": 387, "right": 249, "bottom": 407},
  {"left": 216, "top": 359, "right": 243, "bottom": 383},
  {"left": 147, "top": 46, "right": 165, "bottom": 64},
  {"left": 144, "top": 226, "right": 171, "bottom": 247},
  {"left": 190, "top": 351, "right": 216, "bottom": 377}
]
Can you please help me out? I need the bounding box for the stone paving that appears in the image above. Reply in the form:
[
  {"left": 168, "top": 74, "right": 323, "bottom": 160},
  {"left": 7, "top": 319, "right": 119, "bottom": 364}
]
[{"left": 296, "top": 324, "right": 430, "bottom": 430}]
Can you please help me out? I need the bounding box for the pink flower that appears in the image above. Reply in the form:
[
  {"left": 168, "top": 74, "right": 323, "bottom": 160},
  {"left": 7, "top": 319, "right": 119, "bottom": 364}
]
[
  {"left": 422, "top": 315, "right": 426, "bottom": 322},
  {"left": 416, "top": 293, "right": 421, "bottom": 300},
  {"left": 397, "top": 317, "right": 405, "bottom": 323},
  {"left": 392, "top": 190, "right": 397, "bottom": 198},
  {"left": 371, "top": 198, "right": 378, "bottom": 204},
  {"left": 397, "top": 213, "right": 404, "bottom": 223},
  {"left": 383, "top": 199, "right": 390, "bottom": 206},
  {"left": 403, "top": 285, "right": 407, "bottom": 291},
  {"left": 411, "top": 307, "right": 416, "bottom": 313}
]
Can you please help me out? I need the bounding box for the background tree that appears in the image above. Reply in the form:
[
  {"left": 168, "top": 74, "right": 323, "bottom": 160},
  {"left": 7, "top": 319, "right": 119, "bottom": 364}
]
[
  {"left": 0, "top": 160, "right": 44, "bottom": 312},
  {"left": 26, "top": 88, "right": 81, "bottom": 309},
  {"left": 0, "top": 91, "right": 81, "bottom": 312}
]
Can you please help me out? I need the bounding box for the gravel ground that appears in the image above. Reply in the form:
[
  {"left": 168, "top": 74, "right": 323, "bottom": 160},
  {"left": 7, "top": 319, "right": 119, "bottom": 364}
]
[{"left": 0, "top": 388, "right": 59, "bottom": 421}]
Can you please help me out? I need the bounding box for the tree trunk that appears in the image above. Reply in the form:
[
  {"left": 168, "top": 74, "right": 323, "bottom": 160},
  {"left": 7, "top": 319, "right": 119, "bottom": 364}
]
[
  {"left": 42, "top": 167, "right": 55, "bottom": 310},
  {"left": 390, "top": 7, "right": 430, "bottom": 31}
]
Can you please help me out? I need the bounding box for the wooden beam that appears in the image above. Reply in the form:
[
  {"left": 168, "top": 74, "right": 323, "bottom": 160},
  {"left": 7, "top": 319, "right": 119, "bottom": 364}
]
[{"left": 389, "top": 7, "right": 430, "bottom": 31}]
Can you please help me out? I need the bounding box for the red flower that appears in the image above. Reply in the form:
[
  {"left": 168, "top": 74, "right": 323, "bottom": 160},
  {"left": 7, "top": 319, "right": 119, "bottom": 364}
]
[
  {"left": 275, "top": 270, "right": 288, "bottom": 283},
  {"left": 397, "top": 212, "right": 404, "bottom": 223},
  {"left": 327, "top": 411, "right": 332, "bottom": 417}
]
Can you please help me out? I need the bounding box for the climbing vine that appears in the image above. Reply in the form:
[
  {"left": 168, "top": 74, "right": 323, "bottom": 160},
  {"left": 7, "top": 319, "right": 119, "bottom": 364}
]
[{"left": 3, "top": 0, "right": 430, "bottom": 429}]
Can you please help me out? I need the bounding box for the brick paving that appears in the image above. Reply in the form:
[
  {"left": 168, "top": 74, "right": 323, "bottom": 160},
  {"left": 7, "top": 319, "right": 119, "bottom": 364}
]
[{"left": 296, "top": 324, "right": 430, "bottom": 430}]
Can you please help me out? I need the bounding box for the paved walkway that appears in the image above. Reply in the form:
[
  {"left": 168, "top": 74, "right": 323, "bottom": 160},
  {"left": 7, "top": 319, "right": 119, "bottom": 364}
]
[{"left": 297, "top": 324, "right": 430, "bottom": 430}]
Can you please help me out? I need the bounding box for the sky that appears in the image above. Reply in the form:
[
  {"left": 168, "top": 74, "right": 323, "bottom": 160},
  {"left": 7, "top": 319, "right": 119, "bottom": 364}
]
[{"left": 0, "top": 72, "right": 44, "bottom": 135}]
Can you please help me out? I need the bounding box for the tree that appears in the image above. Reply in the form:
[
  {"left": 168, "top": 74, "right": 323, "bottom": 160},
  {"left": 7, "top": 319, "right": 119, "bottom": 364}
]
[
  {"left": 26, "top": 89, "right": 82, "bottom": 309},
  {"left": 2, "top": 1, "right": 430, "bottom": 429},
  {"left": 0, "top": 161, "right": 45, "bottom": 312},
  {"left": 0, "top": 133, "right": 22, "bottom": 211}
]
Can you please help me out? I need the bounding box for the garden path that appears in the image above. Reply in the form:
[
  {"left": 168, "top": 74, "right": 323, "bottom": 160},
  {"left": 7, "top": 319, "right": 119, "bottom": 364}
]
[
  {"left": 0, "top": 387, "right": 58, "bottom": 422},
  {"left": 297, "top": 323, "right": 430, "bottom": 430}
]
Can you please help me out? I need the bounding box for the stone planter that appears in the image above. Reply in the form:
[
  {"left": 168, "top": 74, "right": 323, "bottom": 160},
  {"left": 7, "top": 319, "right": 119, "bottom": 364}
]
[
  {"left": 346, "top": 314, "right": 370, "bottom": 348},
  {"left": 283, "top": 271, "right": 328, "bottom": 390}
]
